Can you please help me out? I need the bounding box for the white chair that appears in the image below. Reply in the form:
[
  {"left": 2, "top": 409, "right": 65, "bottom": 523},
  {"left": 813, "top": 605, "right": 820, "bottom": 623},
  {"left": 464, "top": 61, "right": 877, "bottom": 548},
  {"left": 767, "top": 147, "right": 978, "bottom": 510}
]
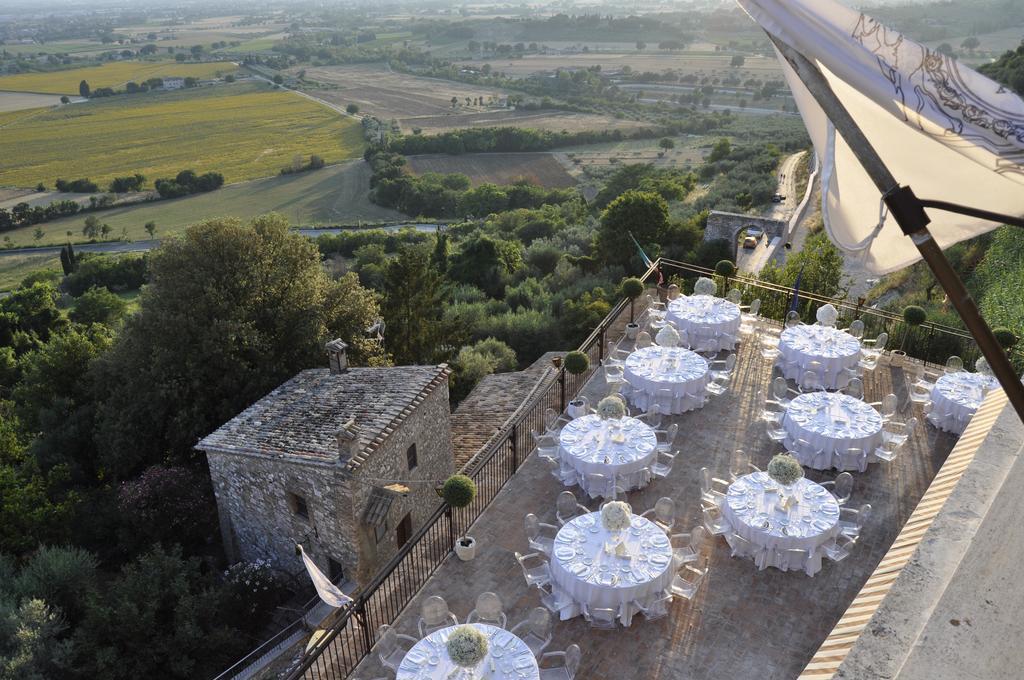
[
  {"left": 766, "top": 419, "right": 789, "bottom": 444},
  {"left": 533, "top": 431, "right": 560, "bottom": 464},
  {"left": 524, "top": 513, "right": 558, "bottom": 556},
  {"left": 375, "top": 624, "right": 417, "bottom": 672},
  {"left": 655, "top": 423, "right": 679, "bottom": 453},
  {"left": 583, "top": 473, "right": 622, "bottom": 502},
  {"left": 726, "top": 288, "right": 742, "bottom": 304},
  {"left": 581, "top": 604, "right": 617, "bottom": 629},
  {"left": 871, "top": 393, "right": 898, "bottom": 421},
  {"left": 650, "top": 449, "right": 677, "bottom": 479},
  {"left": 635, "top": 403, "right": 663, "bottom": 430},
  {"left": 777, "top": 547, "right": 813, "bottom": 576},
  {"left": 652, "top": 387, "right": 676, "bottom": 416},
  {"left": 536, "top": 582, "right": 576, "bottom": 619},
  {"left": 847, "top": 319, "right": 865, "bottom": 339},
  {"left": 700, "top": 467, "right": 729, "bottom": 506},
  {"left": 670, "top": 525, "right": 706, "bottom": 565},
  {"left": 641, "top": 497, "right": 676, "bottom": 532},
  {"left": 636, "top": 331, "right": 653, "bottom": 349},
  {"left": 945, "top": 355, "right": 964, "bottom": 373},
  {"left": 418, "top": 595, "right": 458, "bottom": 637},
  {"left": 670, "top": 563, "right": 706, "bottom": 601},
  {"left": 729, "top": 448, "right": 760, "bottom": 481},
  {"left": 467, "top": 591, "right": 507, "bottom": 629},
  {"left": 539, "top": 644, "right": 582, "bottom": 680},
  {"left": 514, "top": 551, "right": 550, "bottom": 589},
  {"left": 545, "top": 457, "right": 577, "bottom": 486},
  {"left": 634, "top": 593, "right": 673, "bottom": 621},
  {"left": 740, "top": 298, "right": 761, "bottom": 335},
  {"left": 799, "top": 369, "right": 823, "bottom": 393},
  {"left": 725, "top": 531, "right": 760, "bottom": 560},
  {"left": 822, "top": 533, "right": 858, "bottom": 562},
  {"left": 909, "top": 364, "right": 939, "bottom": 404},
  {"left": 706, "top": 354, "right": 737, "bottom": 396},
  {"left": 785, "top": 310, "right": 801, "bottom": 328},
  {"left": 604, "top": 342, "right": 627, "bottom": 367},
  {"left": 511, "top": 607, "right": 553, "bottom": 657},
  {"left": 604, "top": 364, "right": 626, "bottom": 391},
  {"left": 836, "top": 446, "right": 866, "bottom": 473},
  {"left": 701, "top": 502, "right": 731, "bottom": 536},
  {"left": 555, "top": 491, "right": 589, "bottom": 526},
  {"left": 838, "top": 503, "right": 871, "bottom": 540},
  {"left": 883, "top": 417, "right": 918, "bottom": 447},
  {"left": 819, "top": 472, "right": 854, "bottom": 505},
  {"left": 859, "top": 332, "right": 888, "bottom": 371},
  {"left": 816, "top": 303, "right": 838, "bottom": 327},
  {"left": 844, "top": 377, "right": 865, "bottom": 401},
  {"left": 544, "top": 407, "right": 570, "bottom": 436}
]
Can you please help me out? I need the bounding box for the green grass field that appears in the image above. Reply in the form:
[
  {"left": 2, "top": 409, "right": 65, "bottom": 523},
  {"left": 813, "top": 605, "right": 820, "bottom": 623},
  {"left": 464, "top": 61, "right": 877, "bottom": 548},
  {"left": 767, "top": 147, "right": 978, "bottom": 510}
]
[
  {"left": 0, "top": 160, "right": 400, "bottom": 247},
  {"left": 0, "top": 252, "right": 62, "bottom": 290},
  {"left": 0, "top": 82, "right": 365, "bottom": 189},
  {"left": 0, "top": 60, "right": 238, "bottom": 95}
]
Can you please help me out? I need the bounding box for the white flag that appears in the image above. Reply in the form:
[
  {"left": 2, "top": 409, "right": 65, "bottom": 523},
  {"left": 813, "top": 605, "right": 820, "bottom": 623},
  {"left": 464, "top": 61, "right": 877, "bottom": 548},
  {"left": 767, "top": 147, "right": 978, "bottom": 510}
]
[
  {"left": 738, "top": 0, "right": 1024, "bottom": 274},
  {"left": 299, "top": 545, "right": 353, "bottom": 608}
]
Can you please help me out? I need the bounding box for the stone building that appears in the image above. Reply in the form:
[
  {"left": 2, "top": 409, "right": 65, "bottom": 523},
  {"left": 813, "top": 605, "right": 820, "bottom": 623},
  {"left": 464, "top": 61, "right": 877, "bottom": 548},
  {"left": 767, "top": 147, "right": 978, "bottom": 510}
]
[{"left": 197, "top": 340, "right": 453, "bottom": 586}]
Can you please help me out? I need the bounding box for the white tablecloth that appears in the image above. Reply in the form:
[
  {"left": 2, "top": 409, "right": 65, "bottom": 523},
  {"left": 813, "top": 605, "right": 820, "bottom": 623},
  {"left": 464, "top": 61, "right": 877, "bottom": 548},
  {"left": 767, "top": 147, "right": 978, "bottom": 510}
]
[
  {"left": 558, "top": 415, "right": 657, "bottom": 493},
  {"left": 623, "top": 346, "right": 709, "bottom": 414},
  {"left": 549, "top": 512, "right": 674, "bottom": 625},
  {"left": 666, "top": 295, "right": 741, "bottom": 352},
  {"left": 928, "top": 372, "right": 998, "bottom": 435},
  {"left": 778, "top": 325, "right": 861, "bottom": 389},
  {"left": 397, "top": 624, "right": 539, "bottom": 680},
  {"left": 783, "top": 392, "right": 884, "bottom": 471},
  {"left": 722, "top": 472, "right": 840, "bottom": 575}
]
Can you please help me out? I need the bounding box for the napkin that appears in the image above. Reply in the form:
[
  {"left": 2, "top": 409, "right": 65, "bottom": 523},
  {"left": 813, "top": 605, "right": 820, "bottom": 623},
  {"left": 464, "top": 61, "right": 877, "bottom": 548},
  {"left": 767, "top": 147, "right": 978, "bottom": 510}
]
[{"left": 614, "top": 542, "right": 631, "bottom": 558}]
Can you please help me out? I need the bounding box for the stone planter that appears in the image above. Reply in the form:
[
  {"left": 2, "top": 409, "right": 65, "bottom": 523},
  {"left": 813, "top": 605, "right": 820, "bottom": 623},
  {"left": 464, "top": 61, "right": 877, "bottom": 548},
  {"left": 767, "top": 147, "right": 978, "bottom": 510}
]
[
  {"left": 455, "top": 536, "right": 476, "bottom": 561},
  {"left": 625, "top": 322, "right": 640, "bottom": 340},
  {"left": 568, "top": 399, "right": 588, "bottom": 419}
]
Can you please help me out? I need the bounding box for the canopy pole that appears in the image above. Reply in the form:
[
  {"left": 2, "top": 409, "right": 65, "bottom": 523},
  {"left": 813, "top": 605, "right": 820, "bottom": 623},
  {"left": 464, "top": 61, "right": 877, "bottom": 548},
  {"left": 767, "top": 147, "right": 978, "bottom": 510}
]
[{"left": 768, "top": 33, "right": 1024, "bottom": 425}]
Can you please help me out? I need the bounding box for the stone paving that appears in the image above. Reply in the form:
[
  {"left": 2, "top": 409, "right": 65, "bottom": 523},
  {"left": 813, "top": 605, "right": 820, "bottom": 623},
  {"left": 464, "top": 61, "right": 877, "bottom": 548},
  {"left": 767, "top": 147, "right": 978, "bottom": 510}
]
[{"left": 349, "top": 321, "right": 958, "bottom": 680}]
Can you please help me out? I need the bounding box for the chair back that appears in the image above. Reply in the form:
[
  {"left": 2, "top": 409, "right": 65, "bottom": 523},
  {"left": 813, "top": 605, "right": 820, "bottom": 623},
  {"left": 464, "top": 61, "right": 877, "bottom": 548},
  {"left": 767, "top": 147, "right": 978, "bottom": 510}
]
[
  {"left": 654, "top": 497, "right": 675, "bottom": 525},
  {"left": 857, "top": 503, "right": 872, "bottom": 529},
  {"left": 723, "top": 354, "right": 737, "bottom": 372},
  {"left": 785, "top": 310, "right": 801, "bottom": 328},
  {"left": 565, "top": 644, "right": 582, "bottom": 675},
  {"left": 945, "top": 355, "right": 964, "bottom": 372},
  {"left": 376, "top": 625, "right": 397, "bottom": 656},
  {"left": 421, "top": 596, "right": 451, "bottom": 627},
  {"left": 848, "top": 319, "right": 865, "bottom": 338},
  {"left": 815, "top": 303, "right": 838, "bottom": 326},
  {"left": 605, "top": 364, "right": 624, "bottom": 381},
  {"left": 833, "top": 472, "right": 854, "bottom": 504},
  {"left": 772, "top": 376, "right": 789, "bottom": 401},
  {"left": 976, "top": 356, "right": 993, "bottom": 376},
  {"left": 845, "top": 378, "right": 864, "bottom": 401},
  {"left": 524, "top": 513, "right": 540, "bottom": 540},
  {"left": 882, "top": 393, "right": 897, "bottom": 417},
  {"left": 748, "top": 298, "right": 761, "bottom": 316},
  {"left": 556, "top": 491, "right": 580, "bottom": 521},
  {"left": 800, "top": 370, "right": 823, "bottom": 392},
  {"left": 731, "top": 449, "right": 750, "bottom": 479},
  {"left": 663, "top": 423, "right": 679, "bottom": 445},
  {"left": 636, "top": 331, "right": 653, "bottom": 348},
  {"left": 689, "top": 525, "right": 707, "bottom": 550},
  {"left": 873, "top": 331, "right": 888, "bottom": 349},
  {"left": 475, "top": 591, "right": 503, "bottom": 622},
  {"left": 726, "top": 288, "right": 742, "bottom": 304},
  {"left": 544, "top": 407, "right": 559, "bottom": 432},
  {"left": 528, "top": 607, "right": 552, "bottom": 637},
  {"left": 699, "top": 467, "right": 711, "bottom": 494},
  {"left": 678, "top": 328, "right": 690, "bottom": 348}
]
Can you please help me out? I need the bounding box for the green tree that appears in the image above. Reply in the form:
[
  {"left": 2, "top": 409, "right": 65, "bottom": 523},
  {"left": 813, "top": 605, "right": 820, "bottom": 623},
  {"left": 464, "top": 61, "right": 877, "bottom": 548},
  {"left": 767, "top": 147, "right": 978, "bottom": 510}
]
[
  {"left": 346, "top": 103, "right": 360, "bottom": 114},
  {"left": 658, "top": 137, "right": 675, "bottom": 150},
  {"left": 730, "top": 54, "right": 745, "bottom": 67},
  {"left": 81, "top": 215, "right": 101, "bottom": 240},
  {"left": 636, "top": 40, "right": 646, "bottom": 51},
  {"left": 382, "top": 244, "right": 456, "bottom": 365},
  {"left": 961, "top": 36, "right": 980, "bottom": 51},
  {"left": 450, "top": 337, "right": 517, "bottom": 402},
  {"left": 936, "top": 42, "right": 955, "bottom": 57},
  {"left": 144, "top": 221, "right": 156, "bottom": 238},
  {"left": 431, "top": 231, "right": 450, "bottom": 273},
  {"left": 59, "top": 96, "right": 69, "bottom": 105},
  {"left": 0, "top": 598, "right": 75, "bottom": 678},
  {"left": 78, "top": 80, "right": 90, "bottom": 97},
  {"left": 92, "top": 214, "right": 386, "bottom": 478},
  {"left": 68, "top": 286, "right": 128, "bottom": 326},
  {"left": 447, "top": 234, "right": 522, "bottom": 298},
  {"left": 13, "top": 546, "right": 99, "bottom": 625},
  {"left": 759, "top": 231, "right": 847, "bottom": 303},
  {"left": 595, "top": 190, "right": 670, "bottom": 269},
  {"left": 707, "top": 137, "right": 732, "bottom": 162},
  {"left": 272, "top": 74, "right": 284, "bottom": 85}
]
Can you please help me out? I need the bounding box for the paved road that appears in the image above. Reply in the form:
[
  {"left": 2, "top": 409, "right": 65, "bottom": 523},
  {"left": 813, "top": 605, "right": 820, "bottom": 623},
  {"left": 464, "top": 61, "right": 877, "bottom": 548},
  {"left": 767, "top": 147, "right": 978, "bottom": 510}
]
[
  {"left": 736, "top": 150, "right": 806, "bottom": 274},
  {"left": 0, "top": 240, "right": 160, "bottom": 258}
]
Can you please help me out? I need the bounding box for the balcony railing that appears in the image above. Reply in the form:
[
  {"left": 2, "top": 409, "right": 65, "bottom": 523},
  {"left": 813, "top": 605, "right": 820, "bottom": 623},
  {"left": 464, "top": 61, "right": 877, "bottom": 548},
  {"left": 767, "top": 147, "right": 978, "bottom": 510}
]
[{"left": 232, "top": 256, "right": 999, "bottom": 680}]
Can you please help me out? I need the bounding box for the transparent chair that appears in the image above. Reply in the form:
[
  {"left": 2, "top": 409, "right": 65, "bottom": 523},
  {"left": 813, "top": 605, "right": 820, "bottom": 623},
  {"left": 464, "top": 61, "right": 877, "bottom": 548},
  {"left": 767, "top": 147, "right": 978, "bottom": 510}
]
[
  {"left": 726, "top": 531, "right": 759, "bottom": 559},
  {"left": 544, "top": 407, "right": 569, "bottom": 435},
  {"left": 514, "top": 551, "right": 550, "bottom": 589},
  {"left": 655, "top": 423, "right": 680, "bottom": 452},
  {"left": 670, "top": 525, "right": 706, "bottom": 565},
  {"left": 653, "top": 387, "right": 676, "bottom": 416},
  {"left": 766, "top": 419, "right": 789, "bottom": 444},
  {"left": 670, "top": 563, "right": 707, "bottom": 600},
  {"left": 537, "top": 582, "right": 576, "bottom": 619},
  {"left": 838, "top": 503, "right": 871, "bottom": 539},
  {"left": 636, "top": 331, "right": 653, "bottom": 349},
  {"left": 909, "top": 365, "right": 938, "bottom": 404},
  {"left": 785, "top": 310, "right": 801, "bottom": 328},
  {"left": 418, "top": 595, "right": 458, "bottom": 637},
  {"left": 883, "top": 417, "right": 918, "bottom": 448},
  {"left": 872, "top": 393, "right": 898, "bottom": 421},
  {"left": 759, "top": 389, "right": 786, "bottom": 425},
  {"left": 836, "top": 447, "right": 865, "bottom": 473},
  {"left": 945, "top": 355, "right": 964, "bottom": 373},
  {"left": 778, "top": 547, "right": 813, "bottom": 576},
  {"left": 772, "top": 376, "right": 792, "bottom": 405},
  {"left": 635, "top": 403, "right": 663, "bottom": 430},
  {"left": 740, "top": 298, "right": 761, "bottom": 326},
  {"left": 634, "top": 593, "right": 673, "bottom": 621},
  {"left": 726, "top": 288, "right": 742, "bottom": 304},
  {"left": 859, "top": 332, "right": 888, "bottom": 371},
  {"left": 539, "top": 644, "right": 582, "bottom": 680},
  {"left": 510, "top": 607, "right": 553, "bottom": 657},
  {"left": 583, "top": 473, "right": 623, "bottom": 502},
  {"left": 604, "top": 364, "right": 626, "bottom": 391},
  {"left": 650, "top": 449, "right": 677, "bottom": 479},
  {"left": 844, "top": 377, "right": 865, "bottom": 401},
  {"left": 976, "top": 356, "right": 994, "bottom": 376},
  {"left": 730, "top": 448, "right": 760, "bottom": 481},
  {"left": 467, "top": 591, "right": 507, "bottom": 629},
  {"left": 641, "top": 497, "right": 676, "bottom": 532},
  {"left": 524, "top": 513, "right": 558, "bottom": 556},
  {"left": 700, "top": 468, "right": 729, "bottom": 506},
  {"left": 847, "top": 319, "right": 865, "bottom": 339},
  {"left": 581, "top": 604, "right": 617, "bottom": 629},
  {"left": 819, "top": 472, "right": 854, "bottom": 505},
  {"left": 706, "top": 354, "right": 737, "bottom": 396},
  {"left": 605, "top": 341, "right": 626, "bottom": 367},
  {"left": 701, "top": 502, "right": 731, "bottom": 536},
  {"left": 555, "top": 491, "right": 588, "bottom": 526},
  {"left": 375, "top": 624, "right": 418, "bottom": 672},
  {"left": 533, "top": 431, "right": 560, "bottom": 464},
  {"left": 822, "top": 533, "right": 858, "bottom": 562},
  {"left": 799, "top": 369, "right": 824, "bottom": 393}
]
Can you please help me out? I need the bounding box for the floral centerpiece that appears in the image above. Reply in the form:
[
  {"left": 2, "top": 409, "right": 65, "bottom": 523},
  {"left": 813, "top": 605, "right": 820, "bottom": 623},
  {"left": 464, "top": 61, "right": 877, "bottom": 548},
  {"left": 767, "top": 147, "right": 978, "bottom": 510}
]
[
  {"left": 693, "top": 276, "right": 717, "bottom": 296},
  {"left": 447, "top": 625, "right": 489, "bottom": 670},
  {"left": 601, "top": 501, "right": 632, "bottom": 532},
  {"left": 596, "top": 395, "right": 626, "bottom": 421},
  {"left": 655, "top": 324, "right": 680, "bottom": 348},
  {"left": 767, "top": 453, "right": 804, "bottom": 508}
]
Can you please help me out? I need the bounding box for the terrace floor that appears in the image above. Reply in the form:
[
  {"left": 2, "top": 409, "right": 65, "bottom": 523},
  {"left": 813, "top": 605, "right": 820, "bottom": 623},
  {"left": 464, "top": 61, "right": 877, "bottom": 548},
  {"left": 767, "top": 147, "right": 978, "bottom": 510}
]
[{"left": 349, "top": 323, "right": 959, "bottom": 680}]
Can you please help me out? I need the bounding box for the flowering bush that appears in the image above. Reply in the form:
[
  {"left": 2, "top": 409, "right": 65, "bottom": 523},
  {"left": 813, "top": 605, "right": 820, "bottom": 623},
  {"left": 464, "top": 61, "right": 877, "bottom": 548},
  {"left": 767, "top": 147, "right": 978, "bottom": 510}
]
[
  {"left": 767, "top": 454, "right": 804, "bottom": 486},
  {"left": 597, "top": 395, "right": 626, "bottom": 420},
  {"left": 117, "top": 465, "right": 215, "bottom": 552},
  {"left": 655, "top": 325, "right": 680, "bottom": 347},
  {"left": 447, "top": 625, "right": 489, "bottom": 667},
  {"left": 601, "top": 501, "right": 632, "bottom": 532},
  {"left": 221, "top": 558, "right": 288, "bottom": 632}
]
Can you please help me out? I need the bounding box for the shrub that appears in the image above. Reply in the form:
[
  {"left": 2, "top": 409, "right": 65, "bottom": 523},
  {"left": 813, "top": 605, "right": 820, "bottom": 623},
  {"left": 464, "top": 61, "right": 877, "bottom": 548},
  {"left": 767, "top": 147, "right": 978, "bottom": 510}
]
[
  {"left": 993, "top": 327, "right": 1018, "bottom": 349},
  {"left": 69, "top": 286, "right": 128, "bottom": 326},
  {"left": 902, "top": 305, "right": 927, "bottom": 326},
  {"left": 619, "top": 277, "right": 645, "bottom": 300},
  {"left": 715, "top": 259, "right": 736, "bottom": 278},
  {"left": 441, "top": 475, "right": 477, "bottom": 508},
  {"left": 563, "top": 350, "right": 589, "bottom": 375},
  {"left": 219, "top": 559, "right": 288, "bottom": 634},
  {"left": 116, "top": 465, "right": 216, "bottom": 553},
  {"left": 14, "top": 545, "right": 99, "bottom": 624}
]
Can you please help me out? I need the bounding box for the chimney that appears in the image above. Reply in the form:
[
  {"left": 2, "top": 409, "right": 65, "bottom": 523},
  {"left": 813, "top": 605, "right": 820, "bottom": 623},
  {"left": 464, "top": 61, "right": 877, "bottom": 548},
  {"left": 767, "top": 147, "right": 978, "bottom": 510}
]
[
  {"left": 335, "top": 417, "right": 359, "bottom": 462},
  {"left": 325, "top": 339, "right": 349, "bottom": 374}
]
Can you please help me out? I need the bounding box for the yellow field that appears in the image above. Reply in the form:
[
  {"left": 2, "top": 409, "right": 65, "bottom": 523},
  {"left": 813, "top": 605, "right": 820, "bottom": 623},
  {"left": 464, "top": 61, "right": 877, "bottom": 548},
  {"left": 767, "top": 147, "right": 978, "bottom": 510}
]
[
  {"left": 0, "top": 82, "right": 366, "bottom": 188},
  {"left": 0, "top": 61, "right": 239, "bottom": 95}
]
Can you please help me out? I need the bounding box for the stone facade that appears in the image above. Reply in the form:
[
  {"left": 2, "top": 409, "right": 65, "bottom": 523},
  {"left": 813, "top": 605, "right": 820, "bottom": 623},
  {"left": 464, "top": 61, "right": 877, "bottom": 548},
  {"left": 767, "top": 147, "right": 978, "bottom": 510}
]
[
  {"left": 199, "top": 344, "right": 453, "bottom": 586},
  {"left": 703, "top": 210, "right": 787, "bottom": 259}
]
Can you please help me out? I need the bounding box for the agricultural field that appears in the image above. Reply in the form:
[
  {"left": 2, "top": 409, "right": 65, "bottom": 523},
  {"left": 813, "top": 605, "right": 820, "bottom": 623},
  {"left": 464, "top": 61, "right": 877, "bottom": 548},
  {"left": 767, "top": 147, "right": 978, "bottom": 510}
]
[
  {"left": 0, "top": 60, "right": 238, "bottom": 95},
  {"left": 114, "top": 16, "right": 289, "bottom": 48},
  {"left": 458, "top": 52, "right": 785, "bottom": 80},
  {"left": 299, "top": 64, "right": 651, "bottom": 134},
  {"left": 0, "top": 251, "right": 61, "bottom": 291},
  {"left": 0, "top": 82, "right": 365, "bottom": 189},
  {"left": 0, "top": 91, "right": 78, "bottom": 112},
  {"left": 0, "top": 189, "right": 107, "bottom": 211},
  {"left": 0, "top": 160, "right": 400, "bottom": 247},
  {"left": 406, "top": 152, "right": 576, "bottom": 188}
]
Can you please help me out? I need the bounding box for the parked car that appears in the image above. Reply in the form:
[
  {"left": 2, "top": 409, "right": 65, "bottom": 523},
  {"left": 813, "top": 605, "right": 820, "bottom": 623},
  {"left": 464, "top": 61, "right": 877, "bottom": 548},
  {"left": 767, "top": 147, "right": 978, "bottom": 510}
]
[
  {"left": 742, "top": 235, "right": 759, "bottom": 249},
  {"left": 771, "top": 193, "right": 785, "bottom": 203}
]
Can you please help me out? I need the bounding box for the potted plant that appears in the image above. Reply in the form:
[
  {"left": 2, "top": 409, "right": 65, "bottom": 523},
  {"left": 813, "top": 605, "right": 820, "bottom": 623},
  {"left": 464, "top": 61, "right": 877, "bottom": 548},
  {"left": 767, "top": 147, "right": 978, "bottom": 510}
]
[
  {"left": 993, "top": 327, "right": 1018, "bottom": 349},
  {"left": 442, "top": 475, "right": 478, "bottom": 560},
  {"left": 620, "top": 277, "right": 646, "bottom": 329},
  {"left": 715, "top": 259, "right": 736, "bottom": 297},
  {"left": 900, "top": 305, "right": 927, "bottom": 352},
  {"left": 564, "top": 351, "right": 591, "bottom": 417}
]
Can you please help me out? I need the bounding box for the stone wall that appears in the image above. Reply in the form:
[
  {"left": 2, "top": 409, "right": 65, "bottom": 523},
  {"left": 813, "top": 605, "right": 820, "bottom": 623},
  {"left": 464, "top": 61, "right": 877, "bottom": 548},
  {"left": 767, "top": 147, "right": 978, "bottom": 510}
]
[
  {"left": 204, "top": 375, "right": 454, "bottom": 585},
  {"left": 703, "top": 210, "right": 787, "bottom": 260}
]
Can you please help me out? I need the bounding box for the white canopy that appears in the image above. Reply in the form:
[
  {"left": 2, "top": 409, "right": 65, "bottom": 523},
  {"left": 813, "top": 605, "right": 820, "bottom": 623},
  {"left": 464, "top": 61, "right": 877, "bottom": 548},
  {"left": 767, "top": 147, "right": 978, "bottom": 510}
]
[{"left": 738, "top": 0, "right": 1024, "bottom": 274}]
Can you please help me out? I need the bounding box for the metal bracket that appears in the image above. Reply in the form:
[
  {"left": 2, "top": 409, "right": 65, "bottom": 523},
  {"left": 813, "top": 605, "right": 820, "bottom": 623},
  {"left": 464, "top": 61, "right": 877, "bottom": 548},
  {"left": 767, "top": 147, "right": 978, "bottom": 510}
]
[{"left": 883, "top": 186, "right": 931, "bottom": 235}]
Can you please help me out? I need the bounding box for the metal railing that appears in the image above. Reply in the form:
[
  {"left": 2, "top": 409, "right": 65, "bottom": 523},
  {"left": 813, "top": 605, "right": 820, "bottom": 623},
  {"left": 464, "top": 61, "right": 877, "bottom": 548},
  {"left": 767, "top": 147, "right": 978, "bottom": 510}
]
[{"left": 249, "top": 256, "right": 1001, "bottom": 680}]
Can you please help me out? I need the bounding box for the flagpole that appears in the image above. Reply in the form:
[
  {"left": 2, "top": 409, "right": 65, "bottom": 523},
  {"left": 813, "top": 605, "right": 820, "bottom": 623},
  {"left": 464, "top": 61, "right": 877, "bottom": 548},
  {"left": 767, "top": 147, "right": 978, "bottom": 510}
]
[{"left": 768, "top": 33, "right": 1024, "bottom": 425}]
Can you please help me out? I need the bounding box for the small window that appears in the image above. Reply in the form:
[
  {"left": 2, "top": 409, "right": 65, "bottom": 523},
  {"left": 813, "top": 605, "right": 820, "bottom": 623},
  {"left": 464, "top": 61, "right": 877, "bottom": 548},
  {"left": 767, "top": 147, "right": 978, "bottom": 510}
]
[
  {"left": 288, "top": 492, "right": 309, "bottom": 520},
  {"left": 374, "top": 520, "right": 388, "bottom": 544},
  {"left": 328, "top": 557, "right": 344, "bottom": 583},
  {"left": 396, "top": 513, "right": 413, "bottom": 547},
  {"left": 406, "top": 443, "right": 418, "bottom": 470}
]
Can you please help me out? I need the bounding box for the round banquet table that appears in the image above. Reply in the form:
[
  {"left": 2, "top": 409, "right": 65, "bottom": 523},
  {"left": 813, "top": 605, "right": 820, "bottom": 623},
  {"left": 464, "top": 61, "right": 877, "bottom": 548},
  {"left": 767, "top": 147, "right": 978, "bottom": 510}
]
[
  {"left": 396, "top": 624, "right": 539, "bottom": 680},
  {"left": 549, "top": 512, "right": 674, "bottom": 625},
  {"left": 666, "top": 295, "right": 741, "bottom": 353},
  {"left": 928, "top": 372, "right": 999, "bottom": 435},
  {"left": 558, "top": 415, "right": 657, "bottom": 494},
  {"left": 623, "top": 345, "right": 709, "bottom": 414},
  {"left": 783, "top": 392, "right": 885, "bottom": 471},
  {"left": 778, "top": 325, "right": 861, "bottom": 390},
  {"left": 721, "top": 472, "right": 840, "bottom": 576}
]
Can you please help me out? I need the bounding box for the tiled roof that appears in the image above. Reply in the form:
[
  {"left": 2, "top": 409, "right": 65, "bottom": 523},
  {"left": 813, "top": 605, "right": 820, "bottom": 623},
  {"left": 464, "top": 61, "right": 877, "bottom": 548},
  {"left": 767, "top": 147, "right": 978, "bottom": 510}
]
[
  {"left": 450, "top": 352, "right": 561, "bottom": 470},
  {"left": 197, "top": 365, "right": 450, "bottom": 469}
]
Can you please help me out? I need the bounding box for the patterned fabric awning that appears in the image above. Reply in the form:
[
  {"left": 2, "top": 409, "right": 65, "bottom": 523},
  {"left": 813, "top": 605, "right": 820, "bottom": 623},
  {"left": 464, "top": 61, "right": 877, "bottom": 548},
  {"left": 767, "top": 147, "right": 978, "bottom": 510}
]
[
  {"left": 361, "top": 487, "right": 394, "bottom": 527},
  {"left": 738, "top": 0, "right": 1024, "bottom": 274}
]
